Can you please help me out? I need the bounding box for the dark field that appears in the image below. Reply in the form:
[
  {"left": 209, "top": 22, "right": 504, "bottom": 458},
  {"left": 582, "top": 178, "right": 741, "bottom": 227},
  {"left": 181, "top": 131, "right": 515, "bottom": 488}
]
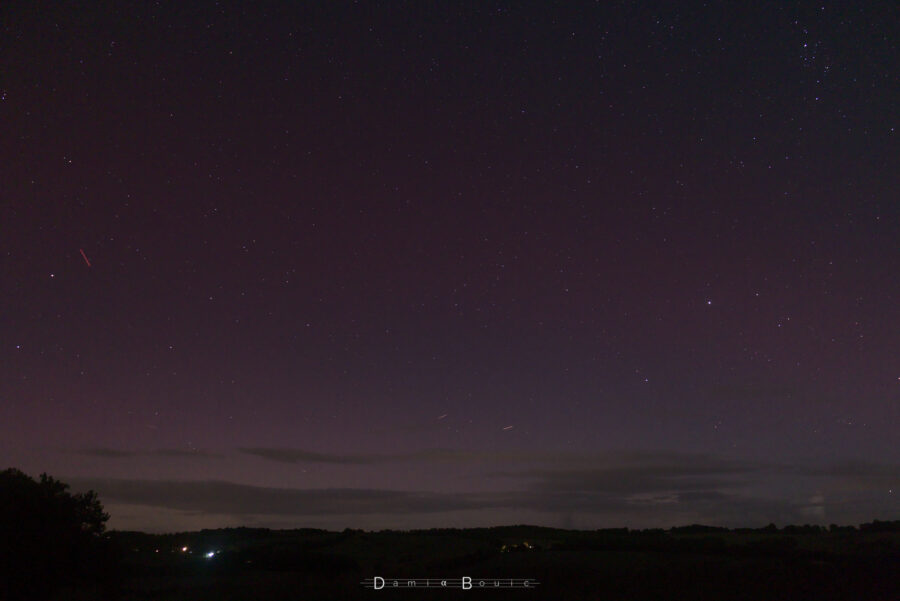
[{"left": 44, "top": 522, "right": 898, "bottom": 601}]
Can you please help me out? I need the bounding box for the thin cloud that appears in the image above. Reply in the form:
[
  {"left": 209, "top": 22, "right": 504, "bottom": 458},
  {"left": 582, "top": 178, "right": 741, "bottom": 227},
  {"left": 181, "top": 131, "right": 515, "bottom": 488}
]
[
  {"left": 65, "top": 475, "right": 839, "bottom": 528},
  {"left": 65, "top": 452, "right": 900, "bottom": 528},
  {"left": 239, "top": 447, "right": 397, "bottom": 465},
  {"left": 236, "top": 446, "right": 736, "bottom": 466},
  {"left": 68, "top": 478, "right": 510, "bottom": 516},
  {"left": 77, "top": 447, "right": 139, "bottom": 458},
  {"left": 74, "top": 447, "right": 221, "bottom": 459}
]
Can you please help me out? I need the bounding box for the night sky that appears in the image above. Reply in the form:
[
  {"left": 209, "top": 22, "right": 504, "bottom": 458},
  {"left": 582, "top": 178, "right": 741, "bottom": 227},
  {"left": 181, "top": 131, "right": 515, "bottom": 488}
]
[{"left": 2, "top": 2, "right": 897, "bottom": 532}]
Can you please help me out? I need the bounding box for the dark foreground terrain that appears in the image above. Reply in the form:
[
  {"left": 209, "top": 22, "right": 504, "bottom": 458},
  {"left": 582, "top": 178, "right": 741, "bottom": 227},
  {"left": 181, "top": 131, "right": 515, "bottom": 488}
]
[{"left": 46, "top": 521, "right": 899, "bottom": 601}]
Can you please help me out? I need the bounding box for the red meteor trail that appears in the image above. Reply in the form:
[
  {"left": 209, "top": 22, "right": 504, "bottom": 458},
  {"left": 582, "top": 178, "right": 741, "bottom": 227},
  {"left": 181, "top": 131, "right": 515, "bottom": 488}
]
[{"left": 79, "top": 248, "right": 91, "bottom": 267}]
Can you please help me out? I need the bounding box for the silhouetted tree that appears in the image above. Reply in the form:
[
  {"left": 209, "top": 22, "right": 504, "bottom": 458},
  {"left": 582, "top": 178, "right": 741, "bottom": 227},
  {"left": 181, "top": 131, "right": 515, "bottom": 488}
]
[{"left": 0, "top": 468, "right": 115, "bottom": 599}]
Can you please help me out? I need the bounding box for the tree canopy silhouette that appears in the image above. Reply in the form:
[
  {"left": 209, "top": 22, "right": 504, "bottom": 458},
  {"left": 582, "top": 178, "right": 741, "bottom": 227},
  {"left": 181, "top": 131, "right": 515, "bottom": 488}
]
[{"left": 0, "top": 468, "right": 113, "bottom": 599}]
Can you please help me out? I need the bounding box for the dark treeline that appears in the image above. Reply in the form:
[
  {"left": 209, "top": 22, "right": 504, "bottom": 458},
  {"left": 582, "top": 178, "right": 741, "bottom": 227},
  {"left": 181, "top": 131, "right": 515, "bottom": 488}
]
[{"left": 2, "top": 469, "right": 898, "bottom": 600}]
